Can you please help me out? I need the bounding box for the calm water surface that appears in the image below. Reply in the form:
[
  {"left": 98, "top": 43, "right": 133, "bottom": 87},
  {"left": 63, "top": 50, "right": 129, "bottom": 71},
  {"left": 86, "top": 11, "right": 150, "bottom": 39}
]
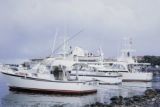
[{"left": 0, "top": 73, "right": 160, "bottom": 107}]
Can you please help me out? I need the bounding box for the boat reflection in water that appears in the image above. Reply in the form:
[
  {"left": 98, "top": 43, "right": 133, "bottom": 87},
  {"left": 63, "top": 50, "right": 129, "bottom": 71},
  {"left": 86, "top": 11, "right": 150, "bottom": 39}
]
[
  {"left": 1, "top": 92, "right": 97, "bottom": 107},
  {"left": 120, "top": 82, "right": 152, "bottom": 97},
  {"left": 96, "top": 82, "right": 152, "bottom": 104}
]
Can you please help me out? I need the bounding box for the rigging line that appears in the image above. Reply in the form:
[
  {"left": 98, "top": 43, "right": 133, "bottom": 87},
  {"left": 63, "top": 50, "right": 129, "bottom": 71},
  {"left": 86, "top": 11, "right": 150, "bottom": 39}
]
[{"left": 52, "top": 29, "right": 84, "bottom": 54}]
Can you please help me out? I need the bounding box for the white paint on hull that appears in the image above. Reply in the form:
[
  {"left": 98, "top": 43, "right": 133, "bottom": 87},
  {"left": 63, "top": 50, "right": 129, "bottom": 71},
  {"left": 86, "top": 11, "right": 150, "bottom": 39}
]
[
  {"left": 121, "top": 72, "right": 153, "bottom": 82},
  {"left": 1, "top": 72, "right": 97, "bottom": 94},
  {"left": 72, "top": 76, "right": 122, "bottom": 85},
  {"left": 71, "top": 71, "right": 122, "bottom": 84}
]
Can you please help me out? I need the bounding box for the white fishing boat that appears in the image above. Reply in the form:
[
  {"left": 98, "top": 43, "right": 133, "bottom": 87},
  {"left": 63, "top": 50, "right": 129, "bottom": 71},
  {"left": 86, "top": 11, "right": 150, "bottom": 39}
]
[
  {"left": 108, "top": 61, "right": 153, "bottom": 82},
  {"left": 1, "top": 61, "right": 98, "bottom": 95},
  {"left": 103, "top": 38, "right": 153, "bottom": 82},
  {"left": 70, "top": 63, "right": 122, "bottom": 85}
]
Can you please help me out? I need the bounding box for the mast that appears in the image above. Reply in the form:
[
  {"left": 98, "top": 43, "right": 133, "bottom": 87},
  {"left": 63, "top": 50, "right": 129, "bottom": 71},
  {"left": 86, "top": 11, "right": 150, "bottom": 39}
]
[
  {"left": 76, "top": 55, "right": 79, "bottom": 80},
  {"left": 123, "top": 37, "right": 134, "bottom": 58},
  {"left": 99, "top": 47, "right": 104, "bottom": 66},
  {"left": 51, "top": 29, "right": 58, "bottom": 57},
  {"left": 63, "top": 35, "right": 66, "bottom": 59}
]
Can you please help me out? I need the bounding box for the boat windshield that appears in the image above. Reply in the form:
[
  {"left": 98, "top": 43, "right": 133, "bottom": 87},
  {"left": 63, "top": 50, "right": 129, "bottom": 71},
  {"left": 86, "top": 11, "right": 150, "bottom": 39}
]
[
  {"left": 111, "top": 64, "right": 126, "bottom": 70},
  {"left": 72, "top": 63, "right": 95, "bottom": 71},
  {"left": 128, "top": 64, "right": 148, "bottom": 72}
]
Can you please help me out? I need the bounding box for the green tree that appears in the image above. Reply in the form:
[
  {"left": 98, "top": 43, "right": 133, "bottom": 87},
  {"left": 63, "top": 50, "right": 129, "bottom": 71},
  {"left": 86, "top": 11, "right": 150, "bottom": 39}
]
[{"left": 139, "top": 56, "right": 160, "bottom": 66}]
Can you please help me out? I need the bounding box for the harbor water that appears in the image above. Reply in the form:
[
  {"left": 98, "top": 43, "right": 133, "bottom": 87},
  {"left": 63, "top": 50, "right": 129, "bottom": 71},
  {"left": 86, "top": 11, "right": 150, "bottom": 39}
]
[{"left": 0, "top": 73, "right": 160, "bottom": 107}]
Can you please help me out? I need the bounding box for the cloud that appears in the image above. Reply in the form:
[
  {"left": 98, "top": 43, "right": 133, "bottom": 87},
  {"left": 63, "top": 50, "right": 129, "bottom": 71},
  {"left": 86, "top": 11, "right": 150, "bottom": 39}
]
[{"left": 0, "top": 0, "right": 160, "bottom": 63}]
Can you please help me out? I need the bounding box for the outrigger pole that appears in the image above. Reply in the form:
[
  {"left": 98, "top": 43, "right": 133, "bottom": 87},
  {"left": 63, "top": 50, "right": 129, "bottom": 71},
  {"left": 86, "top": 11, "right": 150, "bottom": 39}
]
[
  {"left": 52, "top": 29, "right": 84, "bottom": 54},
  {"left": 51, "top": 29, "right": 58, "bottom": 57}
]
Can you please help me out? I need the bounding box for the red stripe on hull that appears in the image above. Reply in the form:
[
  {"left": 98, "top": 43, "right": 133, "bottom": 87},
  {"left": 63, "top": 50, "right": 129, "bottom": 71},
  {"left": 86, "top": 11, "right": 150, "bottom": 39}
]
[
  {"left": 9, "top": 86, "right": 97, "bottom": 95},
  {"left": 99, "top": 82, "right": 122, "bottom": 85},
  {"left": 122, "top": 80, "right": 152, "bottom": 82}
]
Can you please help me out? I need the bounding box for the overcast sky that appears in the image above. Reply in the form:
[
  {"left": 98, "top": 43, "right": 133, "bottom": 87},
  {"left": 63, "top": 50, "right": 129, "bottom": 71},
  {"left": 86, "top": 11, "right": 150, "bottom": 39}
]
[{"left": 0, "top": 0, "right": 160, "bottom": 63}]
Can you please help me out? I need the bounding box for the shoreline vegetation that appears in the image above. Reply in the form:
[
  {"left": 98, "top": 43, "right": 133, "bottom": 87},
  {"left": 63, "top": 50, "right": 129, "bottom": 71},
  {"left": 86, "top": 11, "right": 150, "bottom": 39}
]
[
  {"left": 90, "top": 89, "right": 160, "bottom": 107},
  {"left": 138, "top": 56, "right": 160, "bottom": 66},
  {"left": 138, "top": 56, "right": 160, "bottom": 76}
]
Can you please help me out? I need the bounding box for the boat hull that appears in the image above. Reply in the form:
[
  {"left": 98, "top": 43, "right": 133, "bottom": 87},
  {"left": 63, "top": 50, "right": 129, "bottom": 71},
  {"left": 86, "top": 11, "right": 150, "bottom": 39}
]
[
  {"left": 71, "top": 71, "right": 122, "bottom": 85},
  {"left": 1, "top": 72, "right": 97, "bottom": 95},
  {"left": 121, "top": 72, "right": 153, "bottom": 82},
  {"left": 74, "top": 76, "right": 122, "bottom": 85}
]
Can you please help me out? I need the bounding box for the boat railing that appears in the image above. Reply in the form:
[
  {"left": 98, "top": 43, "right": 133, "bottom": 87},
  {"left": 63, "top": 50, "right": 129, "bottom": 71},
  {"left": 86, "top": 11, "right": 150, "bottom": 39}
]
[{"left": 81, "top": 79, "right": 99, "bottom": 85}]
